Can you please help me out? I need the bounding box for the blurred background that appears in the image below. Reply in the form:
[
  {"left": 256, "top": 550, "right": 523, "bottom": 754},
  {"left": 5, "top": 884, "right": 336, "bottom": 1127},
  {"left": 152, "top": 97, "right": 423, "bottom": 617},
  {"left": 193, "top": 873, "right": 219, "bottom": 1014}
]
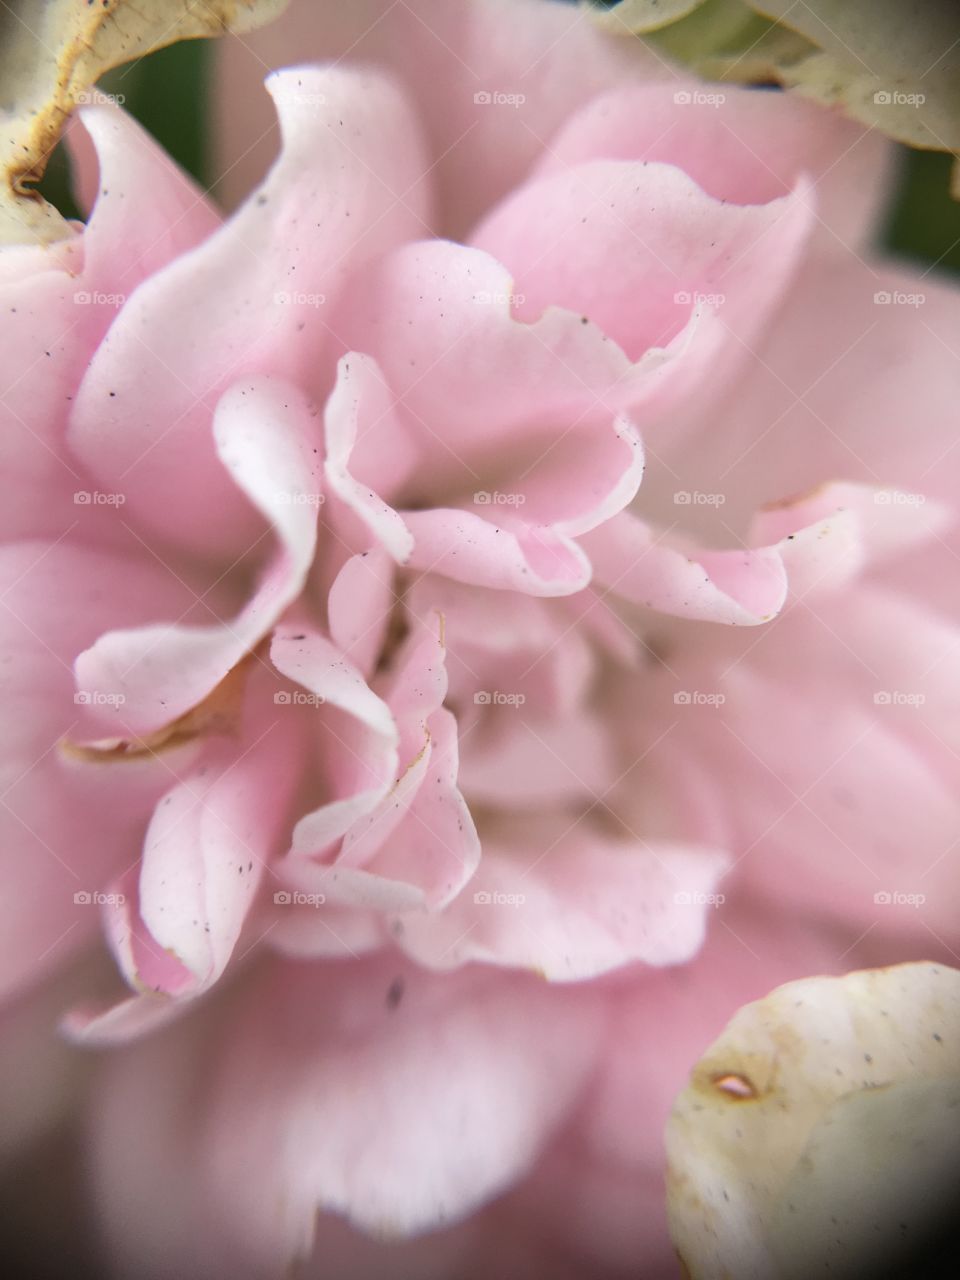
[{"left": 37, "top": 35, "right": 960, "bottom": 279}]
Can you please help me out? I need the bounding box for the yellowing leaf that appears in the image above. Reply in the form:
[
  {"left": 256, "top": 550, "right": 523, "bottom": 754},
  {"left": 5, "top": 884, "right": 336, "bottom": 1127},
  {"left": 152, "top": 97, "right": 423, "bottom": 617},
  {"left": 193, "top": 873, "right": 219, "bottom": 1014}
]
[
  {"left": 0, "top": 0, "right": 288, "bottom": 246},
  {"left": 666, "top": 962, "right": 960, "bottom": 1279}
]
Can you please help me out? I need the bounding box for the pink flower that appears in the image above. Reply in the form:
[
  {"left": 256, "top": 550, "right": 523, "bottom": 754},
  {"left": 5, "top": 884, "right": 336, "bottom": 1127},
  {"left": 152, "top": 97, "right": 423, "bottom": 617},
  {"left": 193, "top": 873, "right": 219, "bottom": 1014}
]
[{"left": 2, "top": 0, "right": 959, "bottom": 1276}]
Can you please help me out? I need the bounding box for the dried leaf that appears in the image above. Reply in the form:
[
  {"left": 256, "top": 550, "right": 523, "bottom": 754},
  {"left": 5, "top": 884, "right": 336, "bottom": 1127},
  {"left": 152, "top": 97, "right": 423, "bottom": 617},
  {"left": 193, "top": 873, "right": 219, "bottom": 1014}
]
[
  {"left": 588, "top": 0, "right": 712, "bottom": 35},
  {"left": 666, "top": 962, "right": 960, "bottom": 1278},
  {"left": 589, "top": 0, "right": 960, "bottom": 188},
  {"left": 0, "top": 0, "right": 288, "bottom": 246}
]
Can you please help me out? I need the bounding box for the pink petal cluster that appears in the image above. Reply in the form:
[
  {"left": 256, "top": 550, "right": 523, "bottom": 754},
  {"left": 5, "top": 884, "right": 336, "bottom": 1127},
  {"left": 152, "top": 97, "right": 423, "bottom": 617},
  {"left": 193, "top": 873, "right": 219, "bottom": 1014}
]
[{"left": 2, "top": 1, "right": 959, "bottom": 1276}]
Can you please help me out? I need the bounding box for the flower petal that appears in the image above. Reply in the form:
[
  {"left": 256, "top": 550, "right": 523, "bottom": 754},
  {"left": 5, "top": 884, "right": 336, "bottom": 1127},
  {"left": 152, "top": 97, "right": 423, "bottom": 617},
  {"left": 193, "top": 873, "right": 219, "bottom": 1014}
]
[
  {"left": 74, "top": 377, "right": 322, "bottom": 737},
  {"left": 472, "top": 160, "right": 814, "bottom": 404},
  {"left": 397, "top": 826, "right": 729, "bottom": 980},
  {"left": 69, "top": 66, "right": 429, "bottom": 556},
  {"left": 0, "top": 105, "right": 218, "bottom": 542},
  {"left": 536, "top": 80, "right": 893, "bottom": 247},
  {"left": 89, "top": 954, "right": 606, "bottom": 1276}
]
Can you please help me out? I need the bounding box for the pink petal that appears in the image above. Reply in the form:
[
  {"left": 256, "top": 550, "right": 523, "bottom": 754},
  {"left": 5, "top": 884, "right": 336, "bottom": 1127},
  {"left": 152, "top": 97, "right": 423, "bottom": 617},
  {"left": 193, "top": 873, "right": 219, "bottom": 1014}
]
[
  {"left": 0, "top": 106, "right": 218, "bottom": 542},
  {"left": 138, "top": 737, "right": 296, "bottom": 989},
  {"left": 403, "top": 509, "right": 592, "bottom": 596},
  {"left": 336, "top": 240, "right": 664, "bottom": 444},
  {"left": 750, "top": 480, "right": 953, "bottom": 597},
  {"left": 0, "top": 542, "right": 202, "bottom": 1005},
  {"left": 536, "top": 81, "right": 893, "bottom": 247},
  {"left": 472, "top": 160, "right": 814, "bottom": 400},
  {"left": 89, "top": 954, "right": 605, "bottom": 1277},
  {"left": 74, "top": 378, "right": 322, "bottom": 737},
  {"left": 69, "top": 66, "right": 429, "bottom": 557},
  {"left": 327, "top": 548, "right": 397, "bottom": 681},
  {"left": 397, "top": 828, "right": 728, "bottom": 979},
  {"left": 460, "top": 704, "right": 615, "bottom": 809},
  {"left": 76, "top": 104, "right": 221, "bottom": 282},
  {"left": 323, "top": 354, "right": 416, "bottom": 561},
  {"left": 213, "top": 0, "right": 667, "bottom": 233},
  {"left": 408, "top": 575, "right": 596, "bottom": 719},
  {"left": 581, "top": 511, "right": 789, "bottom": 625},
  {"left": 347, "top": 706, "right": 480, "bottom": 910},
  {"left": 272, "top": 627, "right": 399, "bottom": 857},
  {"left": 652, "top": 250, "right": 960, "bottom": 523}
]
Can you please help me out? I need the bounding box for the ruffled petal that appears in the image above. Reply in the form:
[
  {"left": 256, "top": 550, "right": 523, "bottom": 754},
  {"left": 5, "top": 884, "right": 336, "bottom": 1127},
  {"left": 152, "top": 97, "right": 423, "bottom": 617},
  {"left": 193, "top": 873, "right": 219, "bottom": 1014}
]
[
  {"left": 74, "top": 378, "right": 322, "bottom": 738},
  {"left": 535, "top": 81, "right": 893, "bottom": 248},
  {"left": 89, "top": 954, "right": 606, "bottom": 1277},
  {"left": 0, "top": 106, "right": 218, "bottom": 543},
  {"left": 69, "top": 67, "right": 429, "bottom": 556},
  {"left": 213, "top": 0, "right": 666, "bottom": 233},
  {"left": 0, "top": 542, "right": 201, "bottom": 1005},
  {"left": 472, "top": 160, "right": 814, "bottom": 405},
  {"left": 397, "top": 825, "right": 729, "bottom": 980}
]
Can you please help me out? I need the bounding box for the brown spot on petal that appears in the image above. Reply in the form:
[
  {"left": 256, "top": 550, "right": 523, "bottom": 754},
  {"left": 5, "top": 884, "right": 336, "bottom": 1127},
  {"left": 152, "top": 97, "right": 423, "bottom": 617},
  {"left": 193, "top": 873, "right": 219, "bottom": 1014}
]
[
  {"left": 711, "top": 1072, "right": 759, "bottom": 1100},
  {"left": 62, "top": 657, "right": 251, "bottom": 762}
]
